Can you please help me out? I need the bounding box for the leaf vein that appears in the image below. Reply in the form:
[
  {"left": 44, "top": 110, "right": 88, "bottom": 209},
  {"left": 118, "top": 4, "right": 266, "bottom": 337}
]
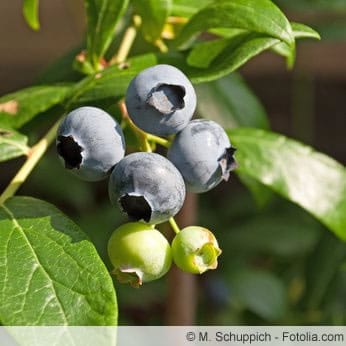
[{"left": 0, "top": 203, "right": 69, "bottom": 325}]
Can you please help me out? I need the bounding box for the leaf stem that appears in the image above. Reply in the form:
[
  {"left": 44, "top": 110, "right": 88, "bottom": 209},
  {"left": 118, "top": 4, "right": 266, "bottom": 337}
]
[
  {"left": 110, "top": 15, "right": 142, "bottom": 65},
  {"left": 169, "top": 217, "right": 181, "bottom": 234},
  {"left": 0, "top": 118, "right": 61, "bottom": 204}
]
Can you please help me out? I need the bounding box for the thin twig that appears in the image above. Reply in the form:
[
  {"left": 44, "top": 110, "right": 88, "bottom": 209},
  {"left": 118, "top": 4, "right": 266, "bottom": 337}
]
[
  {"left": 0, "top": 119, "right": 61, "bottom": 204},
  {"left": 110, "top": 15, "right": 142, "bottom": 65}
]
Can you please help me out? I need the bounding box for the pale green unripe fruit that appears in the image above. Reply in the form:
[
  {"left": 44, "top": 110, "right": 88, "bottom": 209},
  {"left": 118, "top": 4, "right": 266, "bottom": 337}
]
[
  {"left": 172, "top": 226, "right": 221, "bottom": 274},
  {"left": 107, "top": 222, "right": 172, "bottom": 287}
]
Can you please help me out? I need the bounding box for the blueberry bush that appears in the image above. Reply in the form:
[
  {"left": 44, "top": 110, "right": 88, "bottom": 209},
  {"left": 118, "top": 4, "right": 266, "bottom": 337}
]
[{"left": 0, "top": 0, "right": 345, "bottom": 326}]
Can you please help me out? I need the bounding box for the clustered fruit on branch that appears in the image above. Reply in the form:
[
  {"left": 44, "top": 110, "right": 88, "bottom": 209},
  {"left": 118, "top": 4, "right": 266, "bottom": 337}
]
[{"left": 56, "top": 64, "right": 237, "bottom": 288}]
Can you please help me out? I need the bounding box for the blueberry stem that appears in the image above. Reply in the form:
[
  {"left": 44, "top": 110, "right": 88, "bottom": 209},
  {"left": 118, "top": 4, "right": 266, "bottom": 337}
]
[
  {"left": 110, "top": 15, "right": 142, "bottom": 65},
  {"left": 146, "top": 133, "right": 171, "bottom": 148},
  {"left": 169, "top": 217, "right": 181, "bottom": 234},
  {"left": 143, "top": 137, "right": 152, "bottom": 153},
  {"left": 0, "top": 118, "right": 62, "bottom": 204},
  {"left": 118, "top": 100, "right": 170, "bottom": 150}
]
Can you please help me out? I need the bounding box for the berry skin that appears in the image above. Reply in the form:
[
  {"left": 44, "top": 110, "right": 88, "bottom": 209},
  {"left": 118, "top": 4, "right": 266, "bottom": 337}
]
[
  {"left": 125, "top": 64, "right": 196, "bottom": 136},
  {"left": 172, "top": 226, "right": 221, "bottom": 274},
  {"left": 107, "top": 222, "right": 172, "bottom": 287},
  {"left": 56, "top": 106, "right": 125, "bottom": 181},
  {"left": 167, "top": 119, "right": 237, "bottom": 193},
  {"left": 109, "top": 152, "right": 186, "bottom": 224}
]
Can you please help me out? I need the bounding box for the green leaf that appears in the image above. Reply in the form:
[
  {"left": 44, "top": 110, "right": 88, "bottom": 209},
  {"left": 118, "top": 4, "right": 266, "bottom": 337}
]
[
  {"left": 175, "top": 0, "right": 294, "bottom": 49},
  {"left": 84, "top": 0, "right": 129, "bottom": 68},
  {"left": 0, "top": 197, "right": 117, "bottom": 325},
  {"left": 229, "top": 269, "right": 287, "bottom": 320},
  {"left": 171, "top": 0, "right": 212, "bottom": 17},
  {"left": 198, "top": 33, "right": 279, "bottom": 80},
  {"left": 161, "top": 33, "right": 280, "bottom": 83},
  {"left": 0, "top": 127, "right": 29, "bottom": 162},
  {"left": 0, "top": 85, "right": 72, "bottom": 129},
  {"left": 187, "top": 36, "right": 236, "bottom": 69},
  {"left": 224, "top": 209, "right": 321, "bottom": 258},
  {"left": 205, "top": 29, "right": 292, "bottom": 69},
  {"left": 211, "top": 23, "right": 319, "bottom": 69},
  {"left": 205, "top": 34, "right": 278, "bottom": 79},
  {"left": 22, "top": 0, "right": 40, "bottom": 31},
  {"left": 304, "top": 232, "right": 346, "bottom": 309},
  {"left": 272, "top": 22, "right": 320, "bottom": 67},
  {"left": 74, "top": 53, "right": 157, "bottom": 103},
  {"left": 132, "top": 0, "right": 172, "bottom": 42},
  {"left": 291, "top": 22, "right": 321, "bottom": 40},
  {"left": 237, "top": 173, "right": 273, "bottom": 208},
  {"left": 228, "top": 128, "right": 346, "bottom": 240},
  {"left": 196, "top": 73, "right": 269, "bottom": 129}
]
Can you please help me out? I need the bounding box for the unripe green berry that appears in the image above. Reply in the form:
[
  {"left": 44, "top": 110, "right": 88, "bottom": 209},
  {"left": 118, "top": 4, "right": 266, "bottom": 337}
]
[
  {"left": 107, "top": 222, "right": 172, "bottom": 287},
  {"left": 172, "top": 226, "right": 221, "bottom": 274}
]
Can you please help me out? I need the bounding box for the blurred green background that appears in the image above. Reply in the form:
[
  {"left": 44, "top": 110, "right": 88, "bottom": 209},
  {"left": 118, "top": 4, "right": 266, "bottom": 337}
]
[{"left": 0, "top": 0, "right": 345, "bottom": 325}]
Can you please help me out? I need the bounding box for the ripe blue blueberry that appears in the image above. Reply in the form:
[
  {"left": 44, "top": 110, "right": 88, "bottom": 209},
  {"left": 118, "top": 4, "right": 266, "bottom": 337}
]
[
  {"left": 125, "top": 64, "right": 196, "bottom": 136},
  {"left": 108, "top": 152, "right": 186, "bottom": 224},
  {"left": 56, "top": 106, "right": 125, "bottom": 181},
  {"left": 167, "top": 119, "right": 237, "bottom": 193}
]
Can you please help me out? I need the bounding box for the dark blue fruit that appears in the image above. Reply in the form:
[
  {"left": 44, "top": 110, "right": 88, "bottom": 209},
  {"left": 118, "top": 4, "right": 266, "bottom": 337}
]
[
  {"left": 125, "top": 64, "right": 196, "bottom": 136},
  {"left": 57, "top": 106, "right": 125, "bottom": 181},
  {"left": 167, "top": 119, "right": 237, "bottom": 193},
  {"left": 109, "top": 152, "right": 186, "bottom": 224}
]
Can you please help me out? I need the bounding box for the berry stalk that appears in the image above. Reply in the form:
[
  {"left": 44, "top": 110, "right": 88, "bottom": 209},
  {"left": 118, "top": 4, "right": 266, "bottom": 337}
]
[
  {"left": 118, "top": 100, "right": 170, "bottom": 151},
  {"left": 169, "top": 217, "right": 181, "bottom": 234}
]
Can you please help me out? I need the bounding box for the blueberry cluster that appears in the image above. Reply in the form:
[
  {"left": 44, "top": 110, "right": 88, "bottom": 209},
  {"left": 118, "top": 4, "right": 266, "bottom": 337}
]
[{"left": 56, "top": 64, "right": 237, "bottom": 287}]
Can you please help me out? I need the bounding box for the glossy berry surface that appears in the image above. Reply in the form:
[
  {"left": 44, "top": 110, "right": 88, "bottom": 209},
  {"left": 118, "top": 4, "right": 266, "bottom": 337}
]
[
  {"left": 57, "top": 106, "right": 125, "bottom": 181},
  {"left": 167, "top": 119, "right": 237, "bottom": 193},
  {"left": 107, "top": 222, "right": 172, "bottom": 287},
  {"left": 172, "top": 226, "right": 221, "bottom": 274},
  {"left": 125, "top": 64, "right": 196, "bottom": 136},
  {"left": 109, "top": 152, "right": 186, "bottom": 224}
]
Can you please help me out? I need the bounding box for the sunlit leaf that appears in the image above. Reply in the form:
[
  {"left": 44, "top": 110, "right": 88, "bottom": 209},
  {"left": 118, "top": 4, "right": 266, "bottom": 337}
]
[
  {"left": 229, "top": 128, "right": 346, "bottom": 240},
  {"left": 132, "top": 0, "right": 172, "bottom": 42},
  {"left": 228, "top": 268, "right": 287, "bottom": 320},
  {"left": 0, "top": 127, "right": 29, "bottom": 162},
  {"left": 0, "top": 85, "right": 72, "bottom": 129},
  {"left": 0, "top": 197, "right": 117, "bottom": 325},
  {"left": 22, "top": 0, "right": 40, "bottom": 31},
  {"left": 176, "top": 0, "right": 294, "bottom": 49}
]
